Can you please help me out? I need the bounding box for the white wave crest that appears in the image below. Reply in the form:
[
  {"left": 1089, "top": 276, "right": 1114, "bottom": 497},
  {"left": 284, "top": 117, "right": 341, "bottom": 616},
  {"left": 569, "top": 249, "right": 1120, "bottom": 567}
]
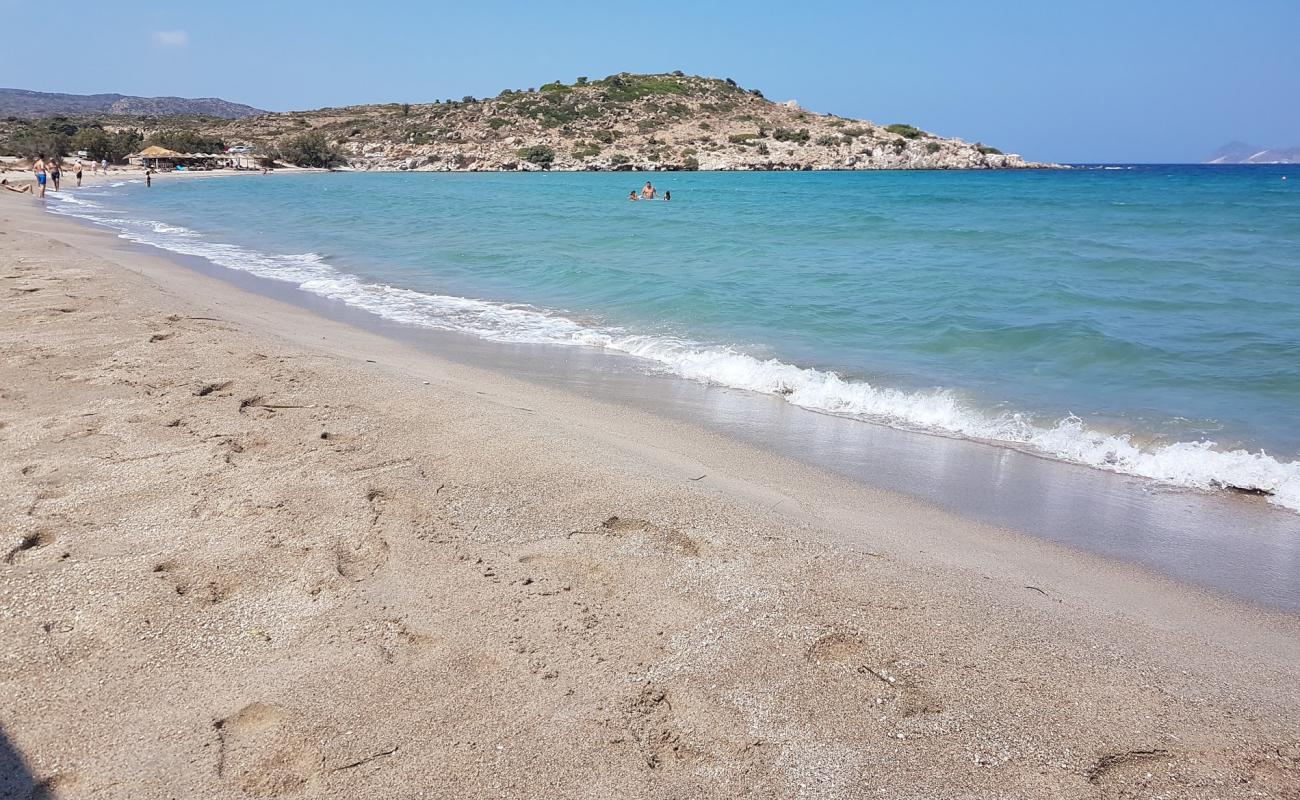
[{"left": 44, "top": 196, "right": 1300, "bottom": 512}]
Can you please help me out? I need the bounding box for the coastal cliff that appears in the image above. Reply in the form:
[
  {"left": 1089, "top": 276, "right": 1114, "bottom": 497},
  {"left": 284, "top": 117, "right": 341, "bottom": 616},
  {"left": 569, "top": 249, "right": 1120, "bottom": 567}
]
[{"left": 222, "top": 73, "right": 1049, "bottom": 171}]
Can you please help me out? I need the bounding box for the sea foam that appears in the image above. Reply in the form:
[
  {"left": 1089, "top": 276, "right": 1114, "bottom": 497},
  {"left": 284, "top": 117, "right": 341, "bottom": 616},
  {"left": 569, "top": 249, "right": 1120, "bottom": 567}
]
[{"left": 46, "top": 192, "right": 1300, "bottom": 512}]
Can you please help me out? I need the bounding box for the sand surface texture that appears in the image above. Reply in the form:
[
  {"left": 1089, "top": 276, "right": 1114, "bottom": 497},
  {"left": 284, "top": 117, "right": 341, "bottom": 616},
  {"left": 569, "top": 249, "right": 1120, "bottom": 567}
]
[{"left": 2, "top": 195, "right": 1298, "bottom": 799}]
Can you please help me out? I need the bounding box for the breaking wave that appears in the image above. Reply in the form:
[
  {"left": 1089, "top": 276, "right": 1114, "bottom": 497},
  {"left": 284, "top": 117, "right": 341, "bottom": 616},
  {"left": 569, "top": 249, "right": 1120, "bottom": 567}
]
[{"left": 46, "top": 190, "right": 1300, "bottom": 512}]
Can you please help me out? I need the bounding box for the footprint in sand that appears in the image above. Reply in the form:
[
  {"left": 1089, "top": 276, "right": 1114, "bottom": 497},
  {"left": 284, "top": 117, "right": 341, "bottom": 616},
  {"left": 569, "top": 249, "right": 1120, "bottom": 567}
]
[
  {"left": 4, "top": 529, "right": 55, "bottom": 564},
  {"left": 333, "top": 489, "right": 392, "bottom": 582},
  {"left": 214, "top": 703, "right": 321, "bottom": 796},
  {"left": 152, "top": 560, "right": 236, "bottom": 605},
  {"left": 598, "top": 515, "right": 701, "bottom": 557}
]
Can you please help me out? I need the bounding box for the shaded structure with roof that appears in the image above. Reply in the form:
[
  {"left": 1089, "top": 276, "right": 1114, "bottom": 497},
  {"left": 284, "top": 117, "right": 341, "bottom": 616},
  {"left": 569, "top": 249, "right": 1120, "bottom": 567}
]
[{"left": 128, "top": 145, "right": 261, "bottom": 171}]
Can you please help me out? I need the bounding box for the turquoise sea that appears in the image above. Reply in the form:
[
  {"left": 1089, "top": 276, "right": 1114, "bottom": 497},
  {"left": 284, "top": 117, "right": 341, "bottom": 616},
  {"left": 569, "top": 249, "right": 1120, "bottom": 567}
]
[{"left": 49, "top": 166, "right": 1300, "bottom": 512}]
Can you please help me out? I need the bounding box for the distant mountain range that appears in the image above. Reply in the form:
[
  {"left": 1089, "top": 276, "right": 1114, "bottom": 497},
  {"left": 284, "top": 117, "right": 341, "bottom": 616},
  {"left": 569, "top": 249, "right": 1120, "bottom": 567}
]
[
  {"left": 0, "top": 88, "right": 266, "bottom": 119},
  {"left": 1205, "top": 141, "right": 1300, "bottom": 164}
]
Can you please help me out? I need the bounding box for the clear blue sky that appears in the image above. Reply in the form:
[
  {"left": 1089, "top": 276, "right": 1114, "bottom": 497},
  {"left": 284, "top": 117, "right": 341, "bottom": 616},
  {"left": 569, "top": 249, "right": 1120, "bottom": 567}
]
[{"left": 3, "top": 0, "right": 1296, "bottom": 163}]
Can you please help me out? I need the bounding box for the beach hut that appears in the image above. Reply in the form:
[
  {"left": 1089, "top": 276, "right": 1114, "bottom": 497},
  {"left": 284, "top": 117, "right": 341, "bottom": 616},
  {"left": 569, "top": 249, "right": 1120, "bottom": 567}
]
[{"left": 131, "top": 145, "right": 186, "bottom": 170}]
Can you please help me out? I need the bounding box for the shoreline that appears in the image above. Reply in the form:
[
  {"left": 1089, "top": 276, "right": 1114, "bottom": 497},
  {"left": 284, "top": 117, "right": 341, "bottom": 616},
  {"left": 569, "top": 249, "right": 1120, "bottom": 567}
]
[
  {"left": 3, "top": 190, "right": 1299, "bottom": 796},
  {"left": 36, "top": 171, "right": 1300, "bottom": 610}
]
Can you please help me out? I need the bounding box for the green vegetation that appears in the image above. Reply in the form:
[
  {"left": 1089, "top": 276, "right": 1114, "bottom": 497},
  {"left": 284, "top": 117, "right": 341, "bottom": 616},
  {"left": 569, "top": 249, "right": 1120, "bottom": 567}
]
[
  {"left": 516, "top": 144, "right": 556, "bottom": 166},
  {"left": 571, "top": 142, "right": 601, "bottom": 159},
  {"left": 681, "top": 155, "right": 700, "bottom": 171},
  {"left": 147, "top": 129, "right": 226, "bottom": 153},
  {"left": 756, "top": 143, "right": 770, "bottom": 156},
  {"left": 275, "top": 131, "right": 347, "bottom": 167},
  {"left": 925, "top": 142, "right": 942, "bottom": 154},
  {"left": 539, "top": 81, "right": 571, "bottom": 94},
  {"left": 487, "top": 117, "right": 510, "bottom": 130},
  {"left": 727, "top": 132, "right": 761, "bottom": 144},
  {"left": 609, "top": 153, "right": 630, "bottom": 166},
  {"left": 815, "top": 134, "right": 839, "bottom": 147},
  {"left": 885, "top": 123, "right": 927, "bottom": 140},
  {"left": 401, "top": 103, "right": 411, "bottom": 116},
  {"left": 1, "top": 119, "right": 72, "bottom": 158},
  {"left": 0, "top": 118, "right": 142, "bottom": 161},
  {"left": 593, "top": 73, "right": 690, "bottom": 102},
  {"left": 592, "top": 129, "right": 618, "bottom": 144},
  {"left": 841, "top": 126, "right": 868, "bottom": 138},
  {"left": 976, "top": 144, "right": 1003, "bottom": 155},
  {"left": 772, "top": 128, "right": 810, "bottom": 144}
]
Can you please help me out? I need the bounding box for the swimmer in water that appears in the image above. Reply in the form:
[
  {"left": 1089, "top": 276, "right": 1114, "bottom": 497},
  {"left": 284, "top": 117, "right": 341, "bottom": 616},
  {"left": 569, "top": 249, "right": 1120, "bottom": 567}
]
[{"left": 629, "top": 190, "right": 638, "bottom": 201}]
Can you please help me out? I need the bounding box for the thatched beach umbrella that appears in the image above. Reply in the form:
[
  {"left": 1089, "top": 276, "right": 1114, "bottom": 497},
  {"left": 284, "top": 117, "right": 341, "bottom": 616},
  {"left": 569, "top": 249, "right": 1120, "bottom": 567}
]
[{"left": 133, "top": 145, "right": 185, "bottom": 169}]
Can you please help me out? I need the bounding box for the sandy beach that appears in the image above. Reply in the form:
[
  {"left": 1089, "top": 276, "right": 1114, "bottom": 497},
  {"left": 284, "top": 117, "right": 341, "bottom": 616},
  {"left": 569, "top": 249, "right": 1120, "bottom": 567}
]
[{"left": 2, "top": 186, "right": 1299, "bottom": 799}]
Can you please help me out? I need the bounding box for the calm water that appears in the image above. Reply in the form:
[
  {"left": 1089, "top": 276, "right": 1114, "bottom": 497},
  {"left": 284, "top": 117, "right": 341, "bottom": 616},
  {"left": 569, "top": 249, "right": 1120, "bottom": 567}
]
[{"left": 50, "top": 166, "right": 1300, "bottom": 511}]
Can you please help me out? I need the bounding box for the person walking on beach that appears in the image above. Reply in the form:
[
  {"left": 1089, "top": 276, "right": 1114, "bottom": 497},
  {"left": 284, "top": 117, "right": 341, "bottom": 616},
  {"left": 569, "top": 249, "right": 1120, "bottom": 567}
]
[
  {"left": 146, "top": 168, "right": 152, "bottom": 188},
  {"left": 75, "top": 161, "right": 83, "bottom": 187},
  {"left": 32, "top": 154, "right": 47, "bottom": 198},
  {"left": 640, "top": 181, "right": 657, "bottom": 200},
  {"left": 101, "top": 158, "right": 108, "bottom": 174}
]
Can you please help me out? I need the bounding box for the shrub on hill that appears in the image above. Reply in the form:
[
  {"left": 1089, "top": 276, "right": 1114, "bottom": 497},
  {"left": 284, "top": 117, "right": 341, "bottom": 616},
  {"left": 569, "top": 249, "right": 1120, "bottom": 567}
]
[
  {"left": 976, "top": 144, "right": 1003, "bottom": 155},
  {"left": 773, "top": 128, "right": 810, "bottom": 144},
  {"left": 276, "top": 131, "right": 347, "bottom": 167},
  {"left": 517, "top": 145, "right": 555, "bottom": 166},
  {"left": 594, "top": 73, "right": 689, "bottom": 102},
  {"left": 885, "top": 123, "right": 927, "bottom": 140}
]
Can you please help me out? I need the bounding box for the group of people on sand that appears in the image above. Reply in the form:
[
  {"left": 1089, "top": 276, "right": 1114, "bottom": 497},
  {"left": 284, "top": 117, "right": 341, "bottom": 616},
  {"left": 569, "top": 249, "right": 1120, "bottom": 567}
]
[
  {"left": 4, "top": 154, "right": 110, "bottom": 199},
  {"left": 629, "top": 181, "right": 670, "bottom": 202}
]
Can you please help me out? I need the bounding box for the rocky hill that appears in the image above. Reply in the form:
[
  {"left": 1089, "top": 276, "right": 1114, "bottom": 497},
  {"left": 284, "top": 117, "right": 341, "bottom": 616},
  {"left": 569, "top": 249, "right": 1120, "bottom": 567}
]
[
  {"left": 0, "top": 88, "right": 265, "bottom": 120},
  {"left": 1205, "top": 141, "right": 1300, "bottom": 164},
  {"left": 211, "top": 72, "right": 1045, "bottom": 171}
]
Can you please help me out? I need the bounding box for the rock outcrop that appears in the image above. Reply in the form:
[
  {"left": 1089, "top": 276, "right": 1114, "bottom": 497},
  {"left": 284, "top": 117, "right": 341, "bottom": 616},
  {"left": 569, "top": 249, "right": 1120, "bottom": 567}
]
[{"left": 215, "top": 73, "right": 1052, "bottom": 171}]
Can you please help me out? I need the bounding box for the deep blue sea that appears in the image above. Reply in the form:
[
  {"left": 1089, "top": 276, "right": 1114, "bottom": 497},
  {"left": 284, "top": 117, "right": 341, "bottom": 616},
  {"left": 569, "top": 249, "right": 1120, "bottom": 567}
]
[{"left": 49, "top": 166, "right": 1300, "bottom": 511}]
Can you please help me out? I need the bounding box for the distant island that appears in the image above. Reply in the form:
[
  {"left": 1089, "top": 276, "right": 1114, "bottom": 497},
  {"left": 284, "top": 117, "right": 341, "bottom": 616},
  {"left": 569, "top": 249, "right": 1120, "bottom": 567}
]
[
  {"left": 0, "top": 73, "right": 1051, "bottom": 171},
  {"left": 0, "top": 88, "right": 265, "bottom": 120},
  {"left": 1204, "top": 141, "right": 1300, "bottom": 164}
]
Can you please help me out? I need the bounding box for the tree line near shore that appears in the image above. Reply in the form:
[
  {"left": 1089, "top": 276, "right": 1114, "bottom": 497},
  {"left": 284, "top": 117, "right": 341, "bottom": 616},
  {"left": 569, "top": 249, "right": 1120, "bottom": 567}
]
[{"left": 0, "top": 116, "right": 344, "bottom": 168}]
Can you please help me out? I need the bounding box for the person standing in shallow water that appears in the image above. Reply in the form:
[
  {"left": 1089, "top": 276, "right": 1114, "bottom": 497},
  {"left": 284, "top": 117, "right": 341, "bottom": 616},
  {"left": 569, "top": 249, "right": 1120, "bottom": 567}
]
[
  {"left": 32, "top": 154, "right": 47, "bottom": 198},
  {"left": 640, "top": 181, "right": 656, "bottom": 199}
]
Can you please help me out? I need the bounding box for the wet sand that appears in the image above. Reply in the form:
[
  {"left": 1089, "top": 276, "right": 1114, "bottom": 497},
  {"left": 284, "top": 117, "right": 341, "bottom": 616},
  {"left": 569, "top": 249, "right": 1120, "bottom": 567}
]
[{"left": 1, "top": 193, "right": 1298, "bottom": 798}]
